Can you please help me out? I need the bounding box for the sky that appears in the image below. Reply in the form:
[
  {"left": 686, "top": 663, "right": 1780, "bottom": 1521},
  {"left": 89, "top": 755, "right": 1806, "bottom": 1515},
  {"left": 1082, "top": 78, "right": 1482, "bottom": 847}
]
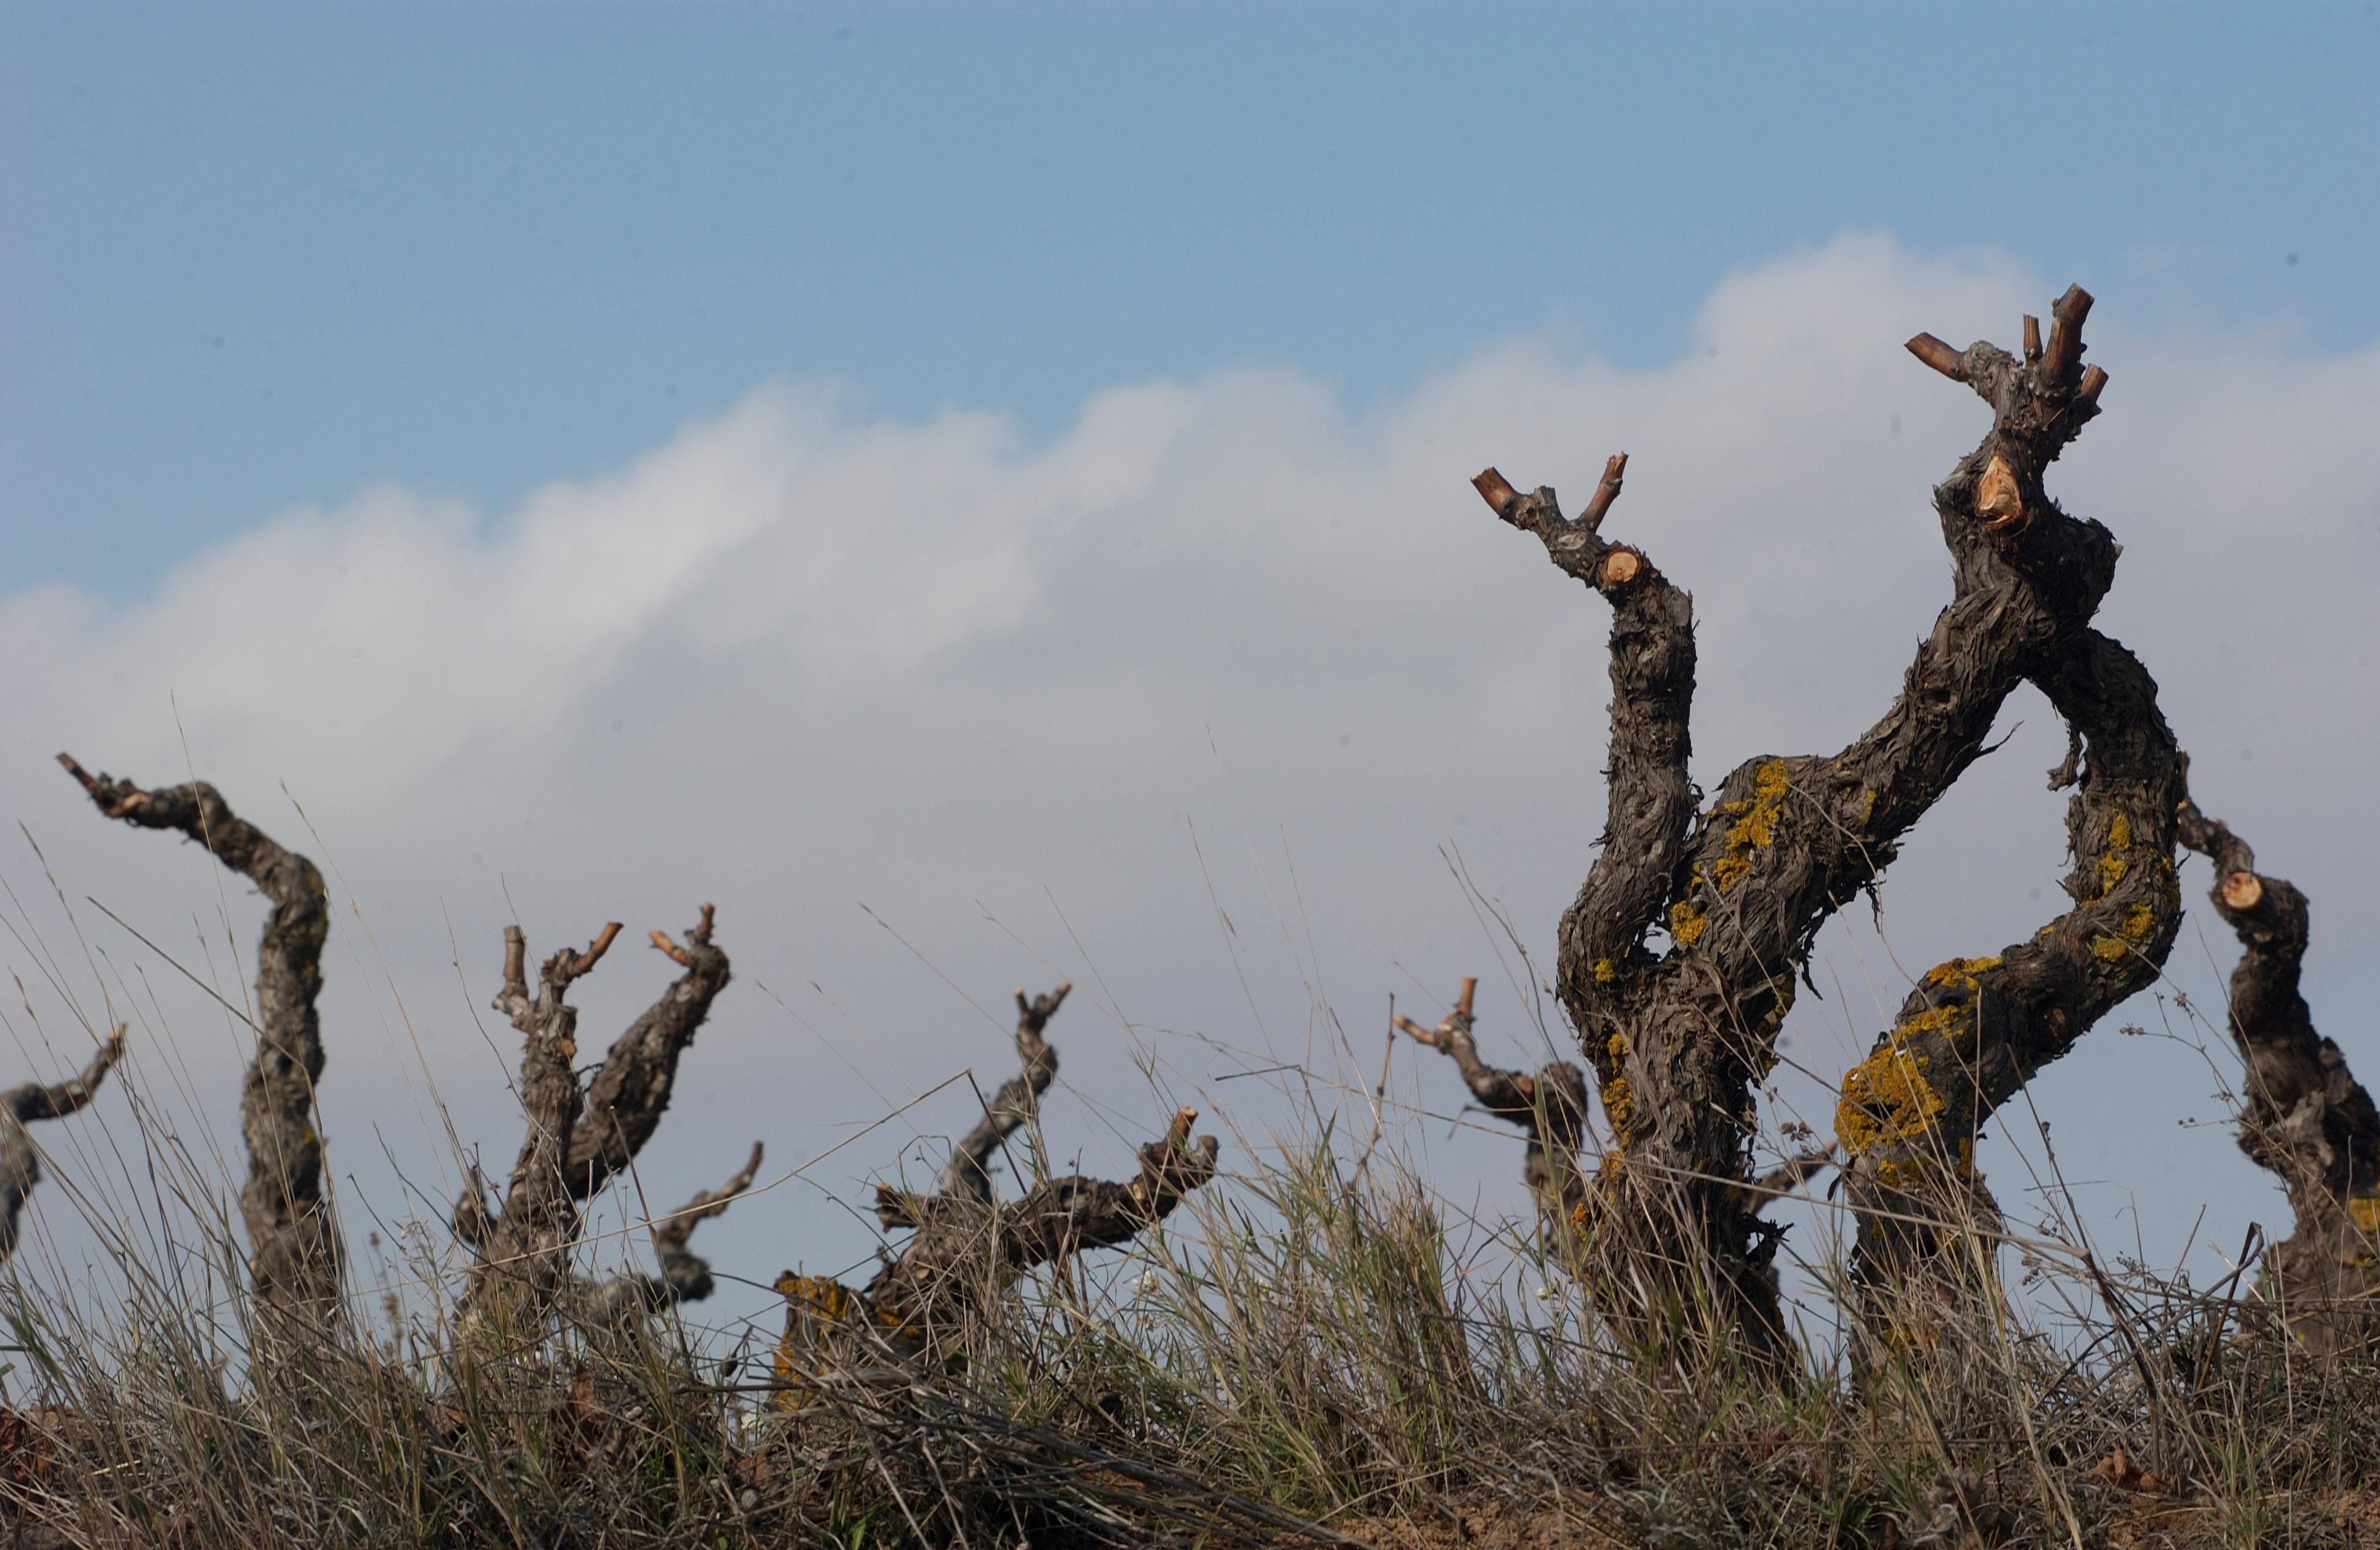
[{"left": 1, "top": 3, "right": 2376, "bottom": 1352}]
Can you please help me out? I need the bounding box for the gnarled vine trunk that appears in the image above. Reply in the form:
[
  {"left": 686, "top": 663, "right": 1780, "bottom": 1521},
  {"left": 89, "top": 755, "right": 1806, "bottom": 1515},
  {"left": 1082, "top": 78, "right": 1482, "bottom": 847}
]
[
  {"left": 60, "top": 756, "right": 341, "bottom": 1330},
  {"left": 1472, "top": 287, "right": 2131, "bottom": 1358},
  {"left": 2175, "top": 780, "right": 2380, "bottom": 1355},
  {"left": 456, "top": 907, "right": 747, "bottom": 1326},
  {"left": 775, "top": 984, "right": 1219, "bottom": 1403}
]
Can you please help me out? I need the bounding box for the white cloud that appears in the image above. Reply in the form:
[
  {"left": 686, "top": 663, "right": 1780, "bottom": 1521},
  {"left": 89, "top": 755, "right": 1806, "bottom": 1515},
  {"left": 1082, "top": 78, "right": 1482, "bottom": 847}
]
[{"left": 2, "top": 234, "right": 2374, "bottom": 1327}]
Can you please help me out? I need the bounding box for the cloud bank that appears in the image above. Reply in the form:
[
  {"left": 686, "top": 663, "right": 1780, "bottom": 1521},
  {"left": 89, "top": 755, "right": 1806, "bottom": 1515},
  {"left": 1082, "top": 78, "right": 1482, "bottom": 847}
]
[{"left": 4, "top": 235, "right": 2375, "bottom": 1324}]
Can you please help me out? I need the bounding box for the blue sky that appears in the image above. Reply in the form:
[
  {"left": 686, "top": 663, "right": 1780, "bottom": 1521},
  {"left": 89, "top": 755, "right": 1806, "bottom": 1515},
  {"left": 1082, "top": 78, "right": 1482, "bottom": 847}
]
[
  {"left": 5, "top": 2, "right": 2375, "bottom": 594},
  {"left": 2, "top": 5, "right": 2377, "bottom": 1336}
]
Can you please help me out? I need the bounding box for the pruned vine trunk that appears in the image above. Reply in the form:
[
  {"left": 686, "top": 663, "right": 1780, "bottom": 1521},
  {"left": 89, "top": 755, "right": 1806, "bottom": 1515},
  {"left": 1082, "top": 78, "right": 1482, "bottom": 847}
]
[
  {"left": 2176, "top": 779, "right": 2380, "bottom": 1355},
  {"left": 1473, "top": 286, "right": 2125, "bottom": 1359},
  {"left": 775, "top": 985, "right": 1218, "bottom": 1403},
  {"left": 60, "top": 755, "right": 341, "bottom": 1328},
  {"left": 457, "top": 907, "right": 746, "bottom": 1327}
]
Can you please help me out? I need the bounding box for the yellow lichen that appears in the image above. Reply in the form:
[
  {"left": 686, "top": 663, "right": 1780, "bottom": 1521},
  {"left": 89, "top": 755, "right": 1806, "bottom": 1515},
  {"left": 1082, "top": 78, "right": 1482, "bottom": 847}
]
[
  {"left": 2106, "top": 811, "right": 2132, "bottom": 851},
  {"left": 1923, "top": 956, "right": 2002, "bottom": 988},
  {"left": 1606, "top": 1031, "right": 1628, "bottom": 1062},
  {"left": 1600, "top": 1074, "right": 1636, "bottom": 1137},
  {"left": 1593, "top": 957, "right": 1617, "bottom": 984},
  {"left": 1837, "top": 1046, "right": 1946, "bottom": 1157},
  {"left": 1669, "top": 901, "right": 1707, "bottom": 947},
  {"left": 2352, "top": 1197, "right": 2380, "bottom": 1235},
  {"left": 2090, "top": 902, "right": 2159, "bottom": 962}
]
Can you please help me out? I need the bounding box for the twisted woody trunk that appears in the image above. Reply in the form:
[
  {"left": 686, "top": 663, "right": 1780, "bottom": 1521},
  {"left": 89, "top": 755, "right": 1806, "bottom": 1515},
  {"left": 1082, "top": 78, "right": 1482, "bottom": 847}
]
[{"left": 1470, "top": 287, "right": 2180, "bottom": 1357}]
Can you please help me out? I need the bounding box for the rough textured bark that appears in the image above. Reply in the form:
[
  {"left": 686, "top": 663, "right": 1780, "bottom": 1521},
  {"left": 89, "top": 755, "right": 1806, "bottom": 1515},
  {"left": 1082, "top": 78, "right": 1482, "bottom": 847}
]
[
  {"left": 0, "top": 1026, "right": 124, "bottom": 1260},
  {"left": 1396, "top": 978, "right": 1589, "bottom": 1236},
  {"left": 564, "top": 904, "right": 734, "bottom": 1200},
  {"left": 456, "top": 921, "right": 619, "bottom": 1318},
  {"left": 2174, "top": 777, "right": 2380, "bottom": 1354},
  {"left": 1837, "top": 623, "right": 2183, "bottom": 1306},
  {"left": 775, "top": 985, "right": 1218, "bottom": 1402},
  {"left": 458, "top": 908, "right": 745, "bottom": 1323},
  {"left": 59, "top": 755, "right": 340, "bottom": 1324},
  {"left": 1474, "top": 287, "right": 2119, "bottom": 1355}
]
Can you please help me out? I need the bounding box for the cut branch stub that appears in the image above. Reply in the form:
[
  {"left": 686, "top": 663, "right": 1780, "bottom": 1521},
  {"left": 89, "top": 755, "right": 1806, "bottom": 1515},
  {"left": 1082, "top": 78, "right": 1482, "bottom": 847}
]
[
  {"left": 0, "top": 1025, "right": 127, "bottom": 1261},
  {"left": 1396, "top": 979, "right": 1589, "bottom": 1234},
  {"left": 2042, "top": 283, "right": 2095, "bottom": 385},
  {"left": 59, "top": 755, "right": 340, "bottom": 1328}
]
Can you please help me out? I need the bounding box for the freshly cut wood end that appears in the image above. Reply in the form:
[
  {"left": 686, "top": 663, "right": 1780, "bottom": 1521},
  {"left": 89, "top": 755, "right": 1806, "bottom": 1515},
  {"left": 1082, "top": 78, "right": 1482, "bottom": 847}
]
[
  {"left": 1976, "top": 453, "right": 2024, "bottom": 530},
  {"left": 1905, "top": 332, "right": 1968, "bottom": 381},
  {"left": 1598, "top": 548, "right": 1642, "bottom": 587},
  {"left": 1471, "top": 467, "right": 1520, "bottom": 514},
  {"left": 2220, "top": 871, "right": 2264, "bottom": 911}
]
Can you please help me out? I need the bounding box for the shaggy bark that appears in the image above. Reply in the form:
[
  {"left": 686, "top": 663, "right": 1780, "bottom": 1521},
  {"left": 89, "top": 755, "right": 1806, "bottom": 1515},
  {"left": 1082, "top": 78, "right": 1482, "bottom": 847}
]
[
  {"left": 774, "top": 985, "right": 1218, "bottom": 1401},
  {"left": 458, "top": 908, "right": 745, "bottom": 1322},
  {"left": 1396, "top": 978, "right": 1589, "bottom": 1236},
  {"left": 0, "top": 1026, "right": 125, "bottom": 1261},
  {"left": 2175, "top": 777, "right": 2380, "bottom": 1354},
  {"left": 59, "top": 755, "right": 340, "bottom": 1325},
  {"left": 1473, "top": 287, "right": 2120, "bottom": 1355}
]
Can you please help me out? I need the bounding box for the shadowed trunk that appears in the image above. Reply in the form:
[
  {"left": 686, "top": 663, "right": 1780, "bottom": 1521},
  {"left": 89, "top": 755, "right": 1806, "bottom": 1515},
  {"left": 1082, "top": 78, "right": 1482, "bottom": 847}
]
[
  {"left": 1472, "top": 286, "right": 2121, "bottom": 1359},
  {"left": 59, "top": 755, "right": 340, "bottom": 1328},
  {"left": 0, "top": 1026, "right": 125, "bottom": 1261},
  {"left": 2175, "top": 778, "right": 2380, "bottom": 1355}
]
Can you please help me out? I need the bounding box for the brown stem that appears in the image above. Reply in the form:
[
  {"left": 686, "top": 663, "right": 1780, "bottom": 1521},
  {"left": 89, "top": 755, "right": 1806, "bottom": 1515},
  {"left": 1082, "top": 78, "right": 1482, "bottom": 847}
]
[
  {"left": 1397, "top": 979, "right": 1589, "bottom": 1230},
  {"left": 0, "top": 1026, "right": 126, "bottom": 1261},
  {"left": 564, "top": 907, "right": 732, "bottom": 1201}
]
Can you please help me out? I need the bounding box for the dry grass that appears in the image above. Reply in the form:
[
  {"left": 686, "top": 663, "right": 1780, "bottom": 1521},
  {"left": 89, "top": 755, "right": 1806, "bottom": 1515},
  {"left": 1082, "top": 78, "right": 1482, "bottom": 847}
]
[{"left": 3, "top": 1087, "right": 2379, "bottom": 1550}]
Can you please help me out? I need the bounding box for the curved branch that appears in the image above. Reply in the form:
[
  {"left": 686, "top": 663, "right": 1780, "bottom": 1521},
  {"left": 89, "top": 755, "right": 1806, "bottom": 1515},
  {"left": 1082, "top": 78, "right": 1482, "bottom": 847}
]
[
  {"left": 1475, "top": 286, "right": 2121, "bottom": 1352},
  {"left": 564, "top": 905, "right": 732, "bottom": 1200},
  {"left": 1396, "top": 978, "right": 1589, "bottom": 1230},
  {"left": 776, "top": 989, "right": 1222, "bottom": 1391},
  {"left": 1470, "top": 455, "right": 1697, "bottom": 1052},
  {"left": 1838, "top": 627, "right": 2184, "bottom": 1292},
  {"left": 0, "top": 1026, "right": 125, "bottom": 1260},
  {"left": 942, "top": 982, "right": 1069, "bottom": 1204},
  {"left": 58, "top": 754, "right": 340, "bottom": 1322},
  {"left": 581, "top": 1141, "right": 764, "bottom": 1320}
]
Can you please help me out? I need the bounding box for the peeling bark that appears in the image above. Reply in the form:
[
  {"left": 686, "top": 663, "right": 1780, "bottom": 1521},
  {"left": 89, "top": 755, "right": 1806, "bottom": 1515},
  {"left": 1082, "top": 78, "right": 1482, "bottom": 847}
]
[
  {"left": 2175, "top": 777, "right": 2380, "bottom": 1355},
  {"left": 1474, "top": 286, "right": 2120, "bottom": 1355},
  {"left": 1396, "top": 978, "right": 1589, "bottom": 1237},
  {"left": 775, "top": 985, "right": 1218, "bottom": 1402},
  {"left": 459, "top": 908, "right": 740, "bottom": 1324},
  {"left": 0, "top": 1026, "right": 124, "bottom": 1260},
  {"left": 59, "top": 755, "right": 340, "bottom": 1325}
]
